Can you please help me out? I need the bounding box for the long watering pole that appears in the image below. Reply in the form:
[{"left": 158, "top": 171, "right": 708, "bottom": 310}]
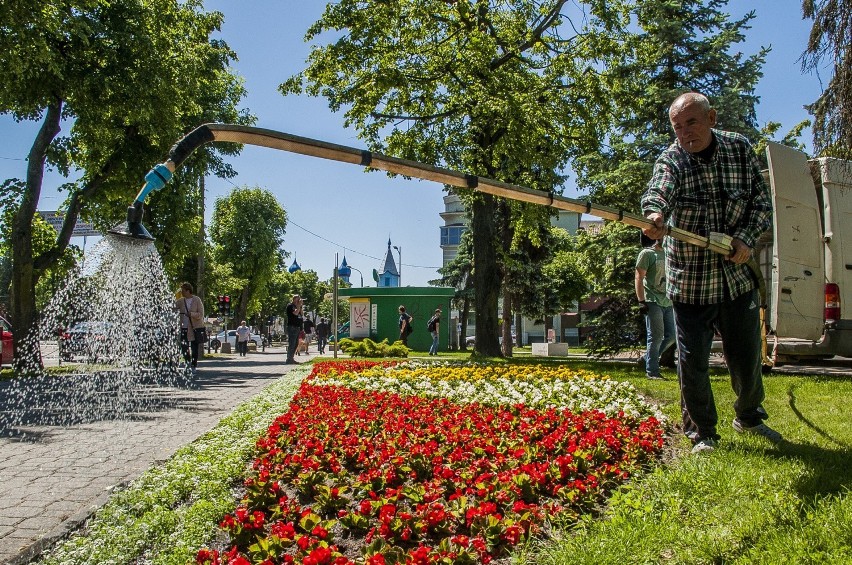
[{"left": 135, "top": 123, "right": 734, "bottom": 256}]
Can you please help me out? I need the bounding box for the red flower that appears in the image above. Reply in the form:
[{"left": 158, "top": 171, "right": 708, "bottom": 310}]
[
  {"left": 312, "top": 524, "right": 329, "bottom": 539},
  {"left": 303, "top": 546, "right": 332, "bottom": 565},
  {"left": 271, "top": 521, "right": 296, "bottom": 540},
  {"left": 501, "top": 524, "right": 523, "bottom": 546},
  {"left": 407, "top": 546, "right": 431, "bottom": 564}
]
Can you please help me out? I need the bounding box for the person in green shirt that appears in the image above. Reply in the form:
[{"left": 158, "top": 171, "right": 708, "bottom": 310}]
[{"left": 635, "top": 238, "right": 675, "bottom": 381}]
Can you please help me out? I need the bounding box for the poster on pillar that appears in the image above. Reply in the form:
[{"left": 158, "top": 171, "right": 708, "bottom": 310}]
[{"left": 349, "top": 299, "right": 370, "bottom": 339}]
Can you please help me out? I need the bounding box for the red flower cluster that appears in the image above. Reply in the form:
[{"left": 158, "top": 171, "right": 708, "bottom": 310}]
[{"left": 197, "top": 363, "right": 663, "bottom": 564}]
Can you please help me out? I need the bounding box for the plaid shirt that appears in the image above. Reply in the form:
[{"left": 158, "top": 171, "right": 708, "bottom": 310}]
[{"left": 641, "top": 129, "right": 772, "bottom": 305}]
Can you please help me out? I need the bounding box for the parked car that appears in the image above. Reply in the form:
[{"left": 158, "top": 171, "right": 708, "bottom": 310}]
[
  {"left": 210, "top": 329, "right": 262, "bottom": 350},
  {"left": 59, "top": 321, "right": 114, "bottom": 362},
  {"left": 0, "top": 315, "right": 12, "bottom": 366}
]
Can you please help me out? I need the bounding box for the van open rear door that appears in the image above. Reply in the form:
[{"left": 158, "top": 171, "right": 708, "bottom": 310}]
[{"left": 765, "top": 142, "right": 825, "bottom": 341}]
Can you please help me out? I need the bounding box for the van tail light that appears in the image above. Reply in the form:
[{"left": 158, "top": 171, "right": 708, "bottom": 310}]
[{"left": 825, "top": 283, "right": 841, "bottom": 323}]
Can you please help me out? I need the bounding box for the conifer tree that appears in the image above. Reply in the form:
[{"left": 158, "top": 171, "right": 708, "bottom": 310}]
[
  {"left": 801, "top": 0, "right": 852, "bottom": 158},
  {"left": 576, "top": 0, "right": 768, "bottom": 210}
]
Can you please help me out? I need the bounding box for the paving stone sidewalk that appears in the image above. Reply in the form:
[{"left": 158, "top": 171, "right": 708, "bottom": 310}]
[{"left": 0, "top": 346, "right": 315, "bottom": 564}]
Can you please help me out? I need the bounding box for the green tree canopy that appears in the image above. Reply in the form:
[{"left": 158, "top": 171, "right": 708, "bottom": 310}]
[
  {"left": 573, "top": 222, "right": 642, "bottom": 357},
  {"left": 570, "top": 0, "right": 781, "bottom": 355},
  {"left": 432, "top": 230, "right": 475, "bottom": 350},
  {"left": 576, "top": 0, "right": 769, "bottom": 209},
  {"left": 209, "top": 187, "right": 288, "bottom": 324},
  {"left": 539, "top": 227, "right": 589, "bottom": 316}
]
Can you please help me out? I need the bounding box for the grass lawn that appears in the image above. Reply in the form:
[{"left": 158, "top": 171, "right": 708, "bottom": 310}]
[{"left": 34, "top": 357, "right": 852, "bottom": 564}]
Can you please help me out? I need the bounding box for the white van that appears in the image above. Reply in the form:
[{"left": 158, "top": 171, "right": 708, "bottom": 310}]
[{"left": 759, "top": 142, "right": 852, "bottom": 363}]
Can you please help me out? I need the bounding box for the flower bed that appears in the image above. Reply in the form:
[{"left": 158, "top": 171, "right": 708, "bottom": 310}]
[{"left": 196, "top": 361, "right": 664, "bottom": 565}]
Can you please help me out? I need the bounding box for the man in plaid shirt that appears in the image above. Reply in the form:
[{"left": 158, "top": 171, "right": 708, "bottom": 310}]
[{"left": 642, "top": 92, "right": 782, "bottom": 454}]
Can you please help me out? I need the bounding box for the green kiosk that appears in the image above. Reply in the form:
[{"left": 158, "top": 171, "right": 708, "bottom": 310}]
[{"left": 338, "top": 286, "right": 455, "bottom": 352}]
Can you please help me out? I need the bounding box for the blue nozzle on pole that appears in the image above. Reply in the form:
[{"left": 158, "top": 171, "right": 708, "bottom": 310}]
[
  {"left": 134, "top": 163, "right": 173, "bottom": 203},
  {"left": 108, "top": 163, "right": 172, "bottom": 241}
]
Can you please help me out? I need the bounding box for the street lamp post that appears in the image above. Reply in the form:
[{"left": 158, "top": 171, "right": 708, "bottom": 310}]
[
  {"left": 333, "top": 253, "right": 339, "bottom": 359},
  {"left": 350, "top": 266, "right": 364, "bottom": 287},
  {"left": 392, "top": 245, "right": 402, "bottom": 286}
]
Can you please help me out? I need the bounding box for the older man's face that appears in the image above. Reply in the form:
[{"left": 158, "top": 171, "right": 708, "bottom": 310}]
[{"left": 669, "top": 100, "right": 716, "bottom": 153}]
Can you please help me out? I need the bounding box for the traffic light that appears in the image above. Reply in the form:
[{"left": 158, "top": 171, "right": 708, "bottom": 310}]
[{"left": 217, "top": 295, "right": 232, "bottom": 316}]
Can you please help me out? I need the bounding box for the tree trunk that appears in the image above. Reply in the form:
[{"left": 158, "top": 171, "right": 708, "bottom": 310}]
[
  {"left": 458, "top": 297, "right": 469, "bottom": 351},
  {"left": 238, "top": 285, "right": 251, "bottom": 324},
  {"left": 458, "top": 277, "right": 473, "bottom": 351},
  {"left": 501, "top": 289, "right": 513, "bottom": 357},
  {"left": 514, "top": 308, "right": 523, "bottom": 348},
  {"left": 499, "top": 200, "right": 512, "bottom": 357},
  {"left": 471, "top": 194, "right": 501, "bottom": 356},
  {"left": 10, "top": 101, "right": 62, "bottom": 368}
]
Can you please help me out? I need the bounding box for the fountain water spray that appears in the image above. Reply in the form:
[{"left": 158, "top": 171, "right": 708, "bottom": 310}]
[{"left": 0, "top": 232, "right": 187, "bottom": 430}]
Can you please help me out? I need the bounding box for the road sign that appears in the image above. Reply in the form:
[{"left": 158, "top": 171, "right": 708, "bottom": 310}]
[{"left": 38, "top": 211, "right": 101, "bottom": 237}]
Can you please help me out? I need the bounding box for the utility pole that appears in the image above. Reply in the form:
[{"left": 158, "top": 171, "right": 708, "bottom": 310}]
[
  {"left": 333, "top": 253, "right": 339, "bottom": 359},
  {"left": 198, "top": 175, "right": 207, "bottom": 352},
  {"left": 393, "top": 245, "right": 402, "bottom": 287}
]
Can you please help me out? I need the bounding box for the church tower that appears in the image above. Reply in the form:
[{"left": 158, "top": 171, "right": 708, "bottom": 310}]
[
  {"left": 377, "top": 238, "right": 400, "bottom": 287},
  {"left": 338, "top": 256, "right": 352, "bottom": 284}
]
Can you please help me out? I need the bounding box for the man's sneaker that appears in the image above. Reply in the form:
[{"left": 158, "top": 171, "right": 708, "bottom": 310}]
[
  {"left": 732, "top": 419, "right": 783, "bottom": 444},
  {"left": 691, "top": 437, "right": 717, "bottom": 454},
  {"left": 646, "top": 373, "right": 664, "bottom": 380}
]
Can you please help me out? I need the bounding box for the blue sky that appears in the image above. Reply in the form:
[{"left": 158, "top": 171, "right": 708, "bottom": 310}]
[{"left": 0, "top": 1, "right": 827, "bottom": 287}]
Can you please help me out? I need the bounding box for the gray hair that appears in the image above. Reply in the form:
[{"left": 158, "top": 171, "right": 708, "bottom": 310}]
[{"left": 670, "top": 92, "right": 711, "bottom": 113}]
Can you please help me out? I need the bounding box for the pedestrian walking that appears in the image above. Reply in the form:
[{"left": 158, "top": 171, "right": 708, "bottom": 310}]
[
  {"left": 315, "top": 318, "right": 330, "bottom": 354},
  {"left": 303, "top": 317, "right": 315, "bottom": 352},
  {"left": 427, "top": 308, "right": 441, "bottom": 355},
  {"left": 398, "top": 305, "right": 412, "bottom": 346},
  {"left": 285, "top": 294, "right": 303, "bottom": 364},
  {"left": 236, "top": 320, "right": 251, "bottom": 357},
  {"left": 175, "top": 282, "right": 204, "bottom": 376}
]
